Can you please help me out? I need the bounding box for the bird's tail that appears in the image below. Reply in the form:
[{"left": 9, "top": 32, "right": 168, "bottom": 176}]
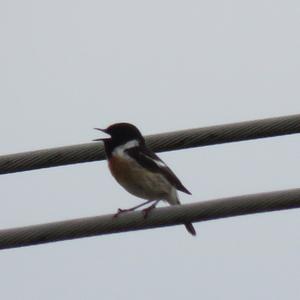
[
  {"left": 168, "top": 190, "right": 196, "bottom": 236},
  {"left": 184, "top": 223, "right": 196, "bottom": 236}
]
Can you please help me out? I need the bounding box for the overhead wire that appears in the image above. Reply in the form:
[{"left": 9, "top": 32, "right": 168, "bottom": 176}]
[
  {"left": 1, "top": 114, "right": 300, "bottom": 175},
  {"left": 0, "top": 188, "right": 300, "bottom": 250},
  {"left": 1, "top": 114, "right": 300, "bottom": 250}
]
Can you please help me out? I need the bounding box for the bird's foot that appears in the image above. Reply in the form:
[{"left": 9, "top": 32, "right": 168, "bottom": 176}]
[
  {"left": 113, "top": 200, "right": 154, "bottom": 218},
  {"left": 113, "top": 200, "right": 159, "bottom": 218},
  {"left": 142, "top": 203, "right": 157, "bottom": 219},
  {"left": 113, "top": 208, "right": 133, "bottom": 218}
]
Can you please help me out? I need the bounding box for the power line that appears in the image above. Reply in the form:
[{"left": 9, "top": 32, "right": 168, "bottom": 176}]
[
  {"left": 1, "top": 114, "right": 300, "bottom": 250},
  {"left": 1, "top": 114, "right": 300, "bottom": 175},
  {"left": 1, "top": 188, "right": 300, "bottom": 250}
]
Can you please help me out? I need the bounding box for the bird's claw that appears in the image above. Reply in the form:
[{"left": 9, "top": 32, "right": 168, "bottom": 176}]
[
  {"left": 142, "top": 205, "right": 156, "bottom": 219},
  {"left": 113, "top": 201, "right": 158, "bottom": 219},
  {"left": 113, "top": 208, "right": 130, "bottom": 218}
]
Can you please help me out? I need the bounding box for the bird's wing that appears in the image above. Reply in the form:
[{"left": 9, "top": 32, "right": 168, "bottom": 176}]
[{"left": 126, "top": 146, "right": 191, "bottom": 195}]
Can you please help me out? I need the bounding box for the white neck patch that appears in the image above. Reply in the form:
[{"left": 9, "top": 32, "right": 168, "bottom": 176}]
[{"left": 112, "top": 139, "right": 139, "bottom": 157}]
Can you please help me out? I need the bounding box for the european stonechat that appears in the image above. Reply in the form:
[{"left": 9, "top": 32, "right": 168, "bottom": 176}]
[{"left": 94, "top": 123, "right": 196, "bottom": 236}]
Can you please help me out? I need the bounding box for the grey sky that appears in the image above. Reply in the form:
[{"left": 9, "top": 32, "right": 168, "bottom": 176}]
[{"left": 1, "top": 1, "right": 300, "bottom": 299}]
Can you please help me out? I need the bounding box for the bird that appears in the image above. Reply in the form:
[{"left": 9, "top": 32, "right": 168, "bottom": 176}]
[{"left": 94, "top": 123, "right": 196, "bottom": 236}]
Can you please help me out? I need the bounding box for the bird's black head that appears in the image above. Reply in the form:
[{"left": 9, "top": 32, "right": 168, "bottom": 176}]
[
  {"left": 94, "top": 123, "right": 145, "bottom": 156},
  {"left": 105, "top": 123, "right": 144, "bottom": 144}
]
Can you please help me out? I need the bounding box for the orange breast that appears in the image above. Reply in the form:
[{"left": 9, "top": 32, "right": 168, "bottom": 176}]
[
  {"left": 108, "top": 154, "right": 171, "bottom": 200},
  {"left": 108, "top": 156, "right": 133, "bottom": 183}
]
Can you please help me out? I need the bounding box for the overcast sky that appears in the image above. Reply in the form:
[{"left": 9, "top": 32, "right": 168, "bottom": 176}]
[{"left": 1, "top": 1, "right": 300, "bottom": 299}]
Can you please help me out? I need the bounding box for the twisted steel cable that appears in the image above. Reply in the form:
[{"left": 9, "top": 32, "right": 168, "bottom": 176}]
[
  {"left": 1, "top": 114, "right": 300, "bottom": 175},
  {"left": 0, "top": 188, "right": 300, "bottom": 250}
]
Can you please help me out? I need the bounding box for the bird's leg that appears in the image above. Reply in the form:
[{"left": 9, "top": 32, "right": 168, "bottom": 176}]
[
  {"left": 142, "top": 200, "right": 160, "bottom": 218},
  {"left": 113, "top": 200, "right": 153, "bottom": 218}
]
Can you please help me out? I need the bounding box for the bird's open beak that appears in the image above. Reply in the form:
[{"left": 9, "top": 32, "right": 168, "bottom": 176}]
[{"left": 93, "top": 128, "right": 110, "bottom": 142}]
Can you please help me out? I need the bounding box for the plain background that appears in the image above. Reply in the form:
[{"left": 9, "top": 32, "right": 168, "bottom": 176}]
[{"left": 1, "top": 1, "right": 300, "bottom": 299}]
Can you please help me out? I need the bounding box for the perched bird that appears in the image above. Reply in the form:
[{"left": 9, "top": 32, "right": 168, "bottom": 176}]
[{"left": 94, "top": 123, "right": 196, "bottom": 236}]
